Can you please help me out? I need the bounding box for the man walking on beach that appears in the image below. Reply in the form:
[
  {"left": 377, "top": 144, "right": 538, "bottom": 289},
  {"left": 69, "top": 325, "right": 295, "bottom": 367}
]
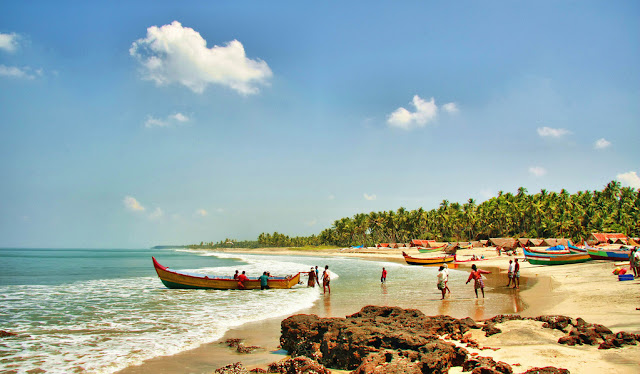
[
  {"left": 381, "top": 267, "right": 387, "bottom": 283},
  {"left": 513, "top": 258, "right": 520, "bottom": 289},
  {"left": 322, "top": 265, "right": 331, "bottom": 294},
  {"left": 466, "top": 264, "right": 490, "bottom": 298}
]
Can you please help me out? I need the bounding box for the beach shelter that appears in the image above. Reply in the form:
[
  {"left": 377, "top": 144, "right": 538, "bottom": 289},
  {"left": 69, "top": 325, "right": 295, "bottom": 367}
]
[
  {"left": 529, "top": 239, "right": 544, "bottom": 246},
  {"left": 541, "top": 238, "right": 569, "bottom": 247},
  {"left": 489, "top": 237, "right": 517, "bottom": 249},
  {"left": 590, "top": 233, "right": 628, "bottom": 245},
  {"left": 479, "top": 240, "right": 489, "bottom": 247},
  {"left": 517, "top": 238, "right": 533, "bottom": 247},
  {"left": 410, "top": 239, "right": 434, "bottom": 247}
]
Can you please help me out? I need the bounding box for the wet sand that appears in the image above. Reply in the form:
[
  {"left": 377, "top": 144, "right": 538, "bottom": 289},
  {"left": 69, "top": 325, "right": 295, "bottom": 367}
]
[{"left": 117, "top": 246, "right": 640, "bottom": 374}]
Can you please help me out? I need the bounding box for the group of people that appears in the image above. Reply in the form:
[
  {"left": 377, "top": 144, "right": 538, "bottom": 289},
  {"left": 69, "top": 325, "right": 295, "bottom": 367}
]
[
  {"left": 307, "top": 265, "right": 332, "bottom": 294},
  {"left": 233, "top": 270, "right": 271, "bottom": 290},
  {"left": 506, "top": 258, "right": 521, "bottom": 289}
]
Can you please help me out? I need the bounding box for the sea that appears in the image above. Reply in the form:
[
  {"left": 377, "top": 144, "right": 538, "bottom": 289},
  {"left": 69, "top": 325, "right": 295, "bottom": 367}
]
[{"left": 0, "top": 248, "right": 527, "bottom": 374}]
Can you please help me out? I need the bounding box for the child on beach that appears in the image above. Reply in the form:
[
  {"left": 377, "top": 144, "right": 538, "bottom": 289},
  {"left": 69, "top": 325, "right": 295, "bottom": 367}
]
[
  {"left": 466, "top": 264, "right": 490, "bottom": 298},
  {"left": 381, "top": 267, "right": 387, "bottom": 283},
  {"left": 506, "top": 259, "right": 513, "bottom": 287}
]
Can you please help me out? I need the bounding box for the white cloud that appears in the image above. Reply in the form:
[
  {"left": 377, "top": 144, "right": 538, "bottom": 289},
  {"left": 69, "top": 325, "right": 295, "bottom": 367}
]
[
  {"left": 0, "top": 65, "right": 42, "bottom": 79},
  {"left": 529, "top": 166, "right": 547, "bottom": 177},
  {"left": 594, "top": 138, "right": 611, "bottom": 150},
  {"left": 442, "top": 102, "right": 459, "bottom": 114},
  {"left": 0, "top": 32, "right": 19, "bottom": 53},
  {"left": 144, "top": 112, "right": 190, "bottom": 128},
  {"left": 537, "top": 126, "right": 570, "bottom": 138},
  {"left": 130, "top": 21, "right": 272, "bottom": 95},
  {"left": 364, "top": 193, "right": 377, "bottom": 201},
  {"left": 328, "top": 194, "right": 335, "bottom": 200},
  {"left": 124, "top": 196, "right": 145, "bottom": 212},
  {"left": 305, "top": 219, "right": 317, "bottom": 226},
  {"left": 148, "top": 207, "right": 164, "bottom": 219},
  {"left": 387, "top": 95, "right": 438, "bottom": 130},
  {"left": 617, "top": 171, "right": 640, "bottom": 189},
  {"left": 196, "top": 209, "right": 208, "bottom": 217},
  {"left": 216, "top": 208, "right": 225, "bottom": 213}
]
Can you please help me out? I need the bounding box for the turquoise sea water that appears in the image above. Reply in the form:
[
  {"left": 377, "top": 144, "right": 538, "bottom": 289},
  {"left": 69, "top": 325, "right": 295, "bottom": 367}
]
[{"left": 0, "top": 248, "right": 525, "bottom": 374}]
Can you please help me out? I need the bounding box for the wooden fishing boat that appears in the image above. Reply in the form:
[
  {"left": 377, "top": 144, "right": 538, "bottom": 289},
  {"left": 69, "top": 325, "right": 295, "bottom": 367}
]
[
  {"left": 457, "top": 243, "right": 473, "bottom": 250},
  {"left": 152, "top": 257, "right": 301, "bottom": 290},
  {"left": 402, "top": 251, "right": 455, "bottom": 266},
  {"left": 585, "top": 248, "right": 630, "bottom": 261},
  {"left": 523, "top": 249, "right": 591, "bottom": 265},
  {"left": 417, "top": 244, "right": 447, "bottom": 253},
  {"left": 454, "top": 256, "right": 488, "bottom": 263},
  {"left": 523, "top": 246, "right": 572, "bottom": 255}
]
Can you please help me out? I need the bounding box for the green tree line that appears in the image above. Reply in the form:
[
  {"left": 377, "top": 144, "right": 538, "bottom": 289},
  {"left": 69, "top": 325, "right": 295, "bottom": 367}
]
[{"left": 256, "top": 181, "right": 639, "bottom": 248}]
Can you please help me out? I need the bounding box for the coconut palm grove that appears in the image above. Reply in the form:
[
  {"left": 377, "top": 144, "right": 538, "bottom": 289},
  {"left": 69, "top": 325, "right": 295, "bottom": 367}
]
[{"left": 193, "top": 181, "right": 639, "bottom": 249}]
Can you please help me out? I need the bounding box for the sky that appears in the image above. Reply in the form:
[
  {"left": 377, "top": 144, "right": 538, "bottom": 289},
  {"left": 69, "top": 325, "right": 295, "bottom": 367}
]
[{"left": 0, "top": 1, "right": 638, "bottom": 249}]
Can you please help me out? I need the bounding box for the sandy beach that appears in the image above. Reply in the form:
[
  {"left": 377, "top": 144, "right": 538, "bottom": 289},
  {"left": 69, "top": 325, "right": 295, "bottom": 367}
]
[{"left": 117, "top": 246, "right": 640, "bottom": 374}]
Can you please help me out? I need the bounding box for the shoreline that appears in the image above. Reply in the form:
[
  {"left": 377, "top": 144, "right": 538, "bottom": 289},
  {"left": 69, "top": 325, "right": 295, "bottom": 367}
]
[{"left": 117, "top": 246, "right": 640, "bottom": 374}]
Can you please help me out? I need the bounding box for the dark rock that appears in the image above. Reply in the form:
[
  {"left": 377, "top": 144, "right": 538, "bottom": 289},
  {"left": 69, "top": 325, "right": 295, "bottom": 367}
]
[
  {"left": 0, "top": 330, "right": 17, "bottom": 338},
  {"left": 522, "top": 367, "right": 570, "bottom": 374},
  {"left": 267, "top": 357, "right": 331, "bottom": 374},
  {"left": 280, "top": 306, "right": 472, "bottom": 371},
  {"left": 351, "top": 350, "right": 422, "bottom": 374},
  {"left": 215, "top": 362, "right": 248, "bottom": 374},
  {"left": 482, "top": 322, "right": 502, "bottom": 337},
  {"left": 485, "top": 315, "right": 524, "bottom": 324}
]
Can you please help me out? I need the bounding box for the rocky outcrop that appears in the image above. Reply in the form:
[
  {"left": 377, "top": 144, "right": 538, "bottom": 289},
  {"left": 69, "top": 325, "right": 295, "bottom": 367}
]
[
  {"left": 267, "top": 357, "right": 331, "bottom": 374},
  {"left": 280, "top": 306, "right": 474, "bottom": 372},
  {"left": 0, "top": 330, "right": 17, "bottom": 338},
  {"left": 224, "top": 338, "right": 262, "bottom": 353}
]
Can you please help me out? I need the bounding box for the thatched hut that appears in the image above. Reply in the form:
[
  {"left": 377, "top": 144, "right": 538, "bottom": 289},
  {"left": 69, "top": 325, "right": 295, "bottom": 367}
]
[
  {"left": 541, "top": 238, "right": 569, "bottom": 247},
  {"left": 489, "top": 237, "right": 517, "bottom": 249},
  {"left": 590, "top": 233, "right": 628, "bottom": 245}
]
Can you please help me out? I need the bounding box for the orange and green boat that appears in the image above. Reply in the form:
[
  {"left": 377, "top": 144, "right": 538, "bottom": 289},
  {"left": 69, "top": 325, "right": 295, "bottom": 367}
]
[
  {"left": 402, "top": 251, "right": 455, "bottom": 266},
  {"left": 152, "top": 257, "right": 301, "bottom": 290},
  {"left": 417, "top": 244, "right": 447, "bottom": 253}
]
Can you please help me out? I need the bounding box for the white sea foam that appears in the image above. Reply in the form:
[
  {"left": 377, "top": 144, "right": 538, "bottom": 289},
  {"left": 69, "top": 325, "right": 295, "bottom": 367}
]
[{"left": 0, "top": 254, "right": 322, "bottom": 374}]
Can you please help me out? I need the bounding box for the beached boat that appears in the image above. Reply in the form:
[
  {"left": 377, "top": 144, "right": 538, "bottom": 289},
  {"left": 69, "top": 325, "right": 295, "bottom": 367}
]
[
  {"left": 523, "top": 245, "right": 572, "bottom": 256},
  {"left": 585, "top": 247, "right": 630, "bottom": 261},
  {"left": 523, "top": 249, "right": 591, "bottom": 265},
  {"left": 417, "top": 244, "right": 447, "bottom": 253},
  {"left": 152, "top": 257, "right": 301, "bottom": 290},
  {"left": 454, "top": 256, "right": 488, "bottom": 263},
  {"left": 402, "top": 251, "right": 455, "bottom": 266},
  {"left": 457, "top": 243, "right": 473, "bottom": 250}
]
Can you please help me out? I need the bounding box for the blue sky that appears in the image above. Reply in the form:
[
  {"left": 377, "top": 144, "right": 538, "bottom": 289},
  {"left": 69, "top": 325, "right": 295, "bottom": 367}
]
[{"left": 1, "top": 1, "right": 638, "bottom": 248}]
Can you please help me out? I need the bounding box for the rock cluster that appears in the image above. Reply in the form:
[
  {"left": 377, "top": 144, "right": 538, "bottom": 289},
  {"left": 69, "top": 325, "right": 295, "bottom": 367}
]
[{"left": 224, "top": 338, "right": 262, "bottom": 354}]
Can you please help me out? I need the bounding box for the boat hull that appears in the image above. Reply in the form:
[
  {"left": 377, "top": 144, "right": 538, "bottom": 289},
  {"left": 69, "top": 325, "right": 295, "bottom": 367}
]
[
  {"left": 417, "top": 245, "right": 446, "bottom": 253},
  {"left": 586, "top": 249, "right": 630, "bottom": 261},
  {"left": 523, "top": 249, "right": 592, "bottom": 265},
  {"left": 402, "top": 252, "right": 455, "bottom": 266},
  {"left": 152, "top": 257, "right": 301, "bottom": 290}
]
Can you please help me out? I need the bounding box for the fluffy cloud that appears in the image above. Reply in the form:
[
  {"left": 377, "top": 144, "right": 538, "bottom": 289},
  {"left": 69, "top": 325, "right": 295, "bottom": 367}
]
[
  {"left": 364, "top": 193, "right": 377, "bottom": 201},
  {"left": 0, "top": 65, "right": 42, "bottom": 79},
  {"left": 387, "top": 95, "right": 457, "bottom": 130},
  {"left": 529, "top": 166, "right": 547, "bottom": 177},
  {"left": 617, "top": 171, "right": 640, "bottom": 189},
  {"left": 124, "top": 196, "right": 145, "bottom": 212},
  {"left": 537, "top": 126, "right": 570, "bottom": 138},
  {"left": 442, "top": 102, "right": 459, "bottom": 114},
  {"left": 196, "top": 209, "right": 208, "bottom": 217},
  {"left": 144, "top": 112, "right": 190, "bottom": 128},
  {"left": 594, "top": 138, "right": 611, "bottom": 150},
  {"left": 0, "top": 32, "right": 19, "bottom": 52},
  {"left": 130, "top": 21, "right": 272, "bottom": 95}
]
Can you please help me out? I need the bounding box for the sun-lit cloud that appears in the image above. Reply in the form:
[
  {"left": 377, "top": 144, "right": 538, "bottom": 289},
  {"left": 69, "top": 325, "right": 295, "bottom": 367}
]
[
  {"left": 387, "top": 95, "right": 457, "bottom": 130},
  {"left": 130, "top": 21, "right": 272, "bottom": 95},
  {"left": 0, "top": 32, "right": 19, "bottom": 53},
  {"left": 529, "top": 166, "right": 547, "bottom": 177},
  {"left": 594, "top": 138, "right": 611, "bottom": 150},
  {"left": 442, "top": 102, "right": 459, "bottom": 114},
  {"left": 537, "top": 126, "right": 570, "bottom": 138},
  {"left": 617, "top": 171, "right": 640, "bottom": 189},
  {"left": 144, "top": 112, "right": 190, "bottom": 128},
  {"left": 196, "top": 209, "right": 208, "bottom": 217},
  {"left": 0, "top": 65, "right": 42, "bottom": 80},
  {"left": 364, "top": 193, "right": 377, "bottom": 201},
  {"left": 123, "top": 196, "right": 145, "bottom": 212}
]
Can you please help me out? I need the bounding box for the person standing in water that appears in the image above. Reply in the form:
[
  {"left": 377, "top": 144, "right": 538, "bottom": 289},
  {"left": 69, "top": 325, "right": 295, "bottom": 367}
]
[
  {"left": 381, "top": 267, "right": 387, "bottom": 283},
  {"left": 259, "top": 271, "right": 270, "bottom": 290},
  {"left": 308, "top": 267, "right": 317, "bottom": 287},
  {"left": 437, "top": 265, "right": 447, "bottom": 299},
  {"left": 506, "top": 259, "right": 513, "bottom": 287},
  {"left": 513, "top": 258, "right": 520, "bottom": 289},
  {"left": 322, "top": 265, "right": 331, "bottom": 294},
  {"left": 237, "top": 271, "right": 248, "bottom": 289},
  {"left": 466, "top": 264, "right": 490, "bottom": 298},
  {"left": 443, "top": 263, "right": 451, "bottom": 294}
]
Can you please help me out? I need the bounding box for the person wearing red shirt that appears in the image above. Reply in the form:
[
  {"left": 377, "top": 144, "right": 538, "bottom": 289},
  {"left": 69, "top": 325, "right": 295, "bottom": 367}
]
[
  {"left": 466, "top": 264, "right": 490, "bottom": 298},
  {"left": 381, "top": 267, "right": 387, "bottom": 283},
  {"left": 237, "top": 271, "right": 248, "bottom": 289}
]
